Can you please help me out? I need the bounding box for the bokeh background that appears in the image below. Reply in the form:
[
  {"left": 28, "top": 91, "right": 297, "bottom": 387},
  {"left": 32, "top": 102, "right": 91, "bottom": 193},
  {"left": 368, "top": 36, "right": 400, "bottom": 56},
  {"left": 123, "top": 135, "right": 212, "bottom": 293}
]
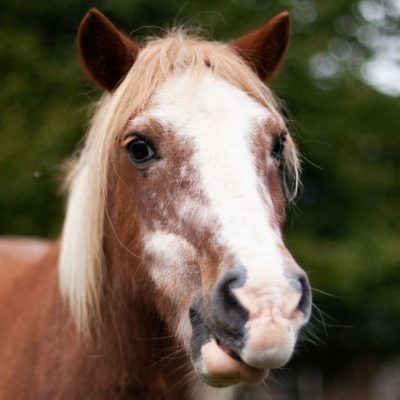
[{"left": 1, "top": 0, "right": 399, "bottom": 398}]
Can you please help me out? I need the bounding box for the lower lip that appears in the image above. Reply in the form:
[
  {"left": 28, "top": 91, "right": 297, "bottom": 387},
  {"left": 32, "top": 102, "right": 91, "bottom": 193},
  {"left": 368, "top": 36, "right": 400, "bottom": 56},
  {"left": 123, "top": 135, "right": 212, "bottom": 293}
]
[{"left": 200, "top": 337, "right": 268, "bottom": 386}]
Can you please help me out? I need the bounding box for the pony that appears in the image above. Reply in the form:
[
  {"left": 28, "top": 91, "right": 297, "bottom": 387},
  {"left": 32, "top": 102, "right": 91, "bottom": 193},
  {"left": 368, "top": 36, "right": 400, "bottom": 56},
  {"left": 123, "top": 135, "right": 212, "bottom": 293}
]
[{"left": 0, "top": 8, "right": 312, "bottom": 400}]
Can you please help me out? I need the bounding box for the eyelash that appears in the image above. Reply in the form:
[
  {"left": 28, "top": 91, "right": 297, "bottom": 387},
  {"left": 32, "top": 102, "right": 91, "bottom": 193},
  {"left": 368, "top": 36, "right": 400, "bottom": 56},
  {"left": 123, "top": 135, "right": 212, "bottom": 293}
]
[{"left": 271, "top": 132, "right": 287, "bottom": 160}]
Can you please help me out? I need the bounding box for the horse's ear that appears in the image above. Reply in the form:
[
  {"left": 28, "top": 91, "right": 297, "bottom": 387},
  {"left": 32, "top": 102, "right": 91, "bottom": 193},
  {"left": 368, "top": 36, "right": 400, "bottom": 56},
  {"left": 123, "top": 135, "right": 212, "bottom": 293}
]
[
  {"left": 230, "top": 11, "right": 290, "bottom": 81},
  {"left": 77, "top": 8, "right": 139, "bottom": 91}
]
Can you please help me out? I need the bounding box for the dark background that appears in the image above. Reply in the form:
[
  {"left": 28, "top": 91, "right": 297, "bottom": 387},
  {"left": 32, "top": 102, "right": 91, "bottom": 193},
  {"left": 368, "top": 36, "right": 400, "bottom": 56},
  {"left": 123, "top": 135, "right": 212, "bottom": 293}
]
[{"left": 1, "top": 0, "right": 399, "bottom": 398}]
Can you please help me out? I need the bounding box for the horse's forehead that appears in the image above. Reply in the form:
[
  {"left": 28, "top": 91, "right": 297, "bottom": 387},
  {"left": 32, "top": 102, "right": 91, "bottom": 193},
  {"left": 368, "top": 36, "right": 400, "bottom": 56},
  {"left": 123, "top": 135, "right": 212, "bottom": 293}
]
[{"left": 148, "top": 69, "right": 271, "bottom": 130}]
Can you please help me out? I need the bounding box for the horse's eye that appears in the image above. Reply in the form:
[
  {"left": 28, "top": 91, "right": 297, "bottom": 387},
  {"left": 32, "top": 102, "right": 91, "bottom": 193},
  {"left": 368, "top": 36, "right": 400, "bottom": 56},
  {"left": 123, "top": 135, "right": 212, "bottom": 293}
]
[
  {"left": 127, "top": 135, "right": 157, "bottom": 166},
  {"left": 271, "top": 132, "right": 287, "bottom": 160}
]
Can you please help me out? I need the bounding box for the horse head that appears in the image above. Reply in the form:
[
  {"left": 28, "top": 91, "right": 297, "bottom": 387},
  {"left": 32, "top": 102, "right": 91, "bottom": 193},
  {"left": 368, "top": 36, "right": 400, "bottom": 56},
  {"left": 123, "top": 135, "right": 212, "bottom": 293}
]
[{"left": 60, "top": 8, "right": 311, "bottom": 389}]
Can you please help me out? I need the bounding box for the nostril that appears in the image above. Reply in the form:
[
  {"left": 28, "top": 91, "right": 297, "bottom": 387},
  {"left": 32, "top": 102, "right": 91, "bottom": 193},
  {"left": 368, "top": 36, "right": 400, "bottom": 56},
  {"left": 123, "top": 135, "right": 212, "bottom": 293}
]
[
  {"left": 296, "top": 274, "right": 312, "bottom": 318},
  {"left": 211, "top": 266, "right": 249, "bottom": 342},
  {"left": 220, "top": 275, "right": 242, "bottom": 310}
]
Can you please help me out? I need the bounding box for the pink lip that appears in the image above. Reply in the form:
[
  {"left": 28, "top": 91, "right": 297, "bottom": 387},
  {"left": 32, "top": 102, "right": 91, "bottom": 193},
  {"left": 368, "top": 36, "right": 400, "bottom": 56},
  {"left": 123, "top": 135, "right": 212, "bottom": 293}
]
[{"left": 199, "top": 337, "right": 268, "bottom": 386}]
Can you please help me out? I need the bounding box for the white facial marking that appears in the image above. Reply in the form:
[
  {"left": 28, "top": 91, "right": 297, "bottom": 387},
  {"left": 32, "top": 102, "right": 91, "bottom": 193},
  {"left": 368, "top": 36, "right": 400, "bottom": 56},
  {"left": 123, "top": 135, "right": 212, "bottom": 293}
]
[
  {"left": 144, "top": 231, "right": 199, "bottom": 295},
  {"left": 144, "top": 231, "right": 200, "bottom": 346},
  {"left": 150, "top": 69, "right": 285, "bottom": 280},
  {"left": 178, "top": 198, "right": 212, "bottom": 228}
]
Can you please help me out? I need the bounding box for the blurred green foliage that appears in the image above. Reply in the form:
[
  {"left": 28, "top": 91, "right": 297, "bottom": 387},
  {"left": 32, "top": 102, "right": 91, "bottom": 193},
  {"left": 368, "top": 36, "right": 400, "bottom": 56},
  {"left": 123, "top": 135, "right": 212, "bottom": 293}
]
[{"left": 1, "top": 0, "right": 399, "bottom": 373}]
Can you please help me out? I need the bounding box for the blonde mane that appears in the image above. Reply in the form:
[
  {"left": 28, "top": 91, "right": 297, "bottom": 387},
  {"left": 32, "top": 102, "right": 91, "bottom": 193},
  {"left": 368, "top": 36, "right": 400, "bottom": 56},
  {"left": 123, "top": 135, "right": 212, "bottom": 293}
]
[{"left": 59, "top": 30, "right": 300, "bottom": 331}]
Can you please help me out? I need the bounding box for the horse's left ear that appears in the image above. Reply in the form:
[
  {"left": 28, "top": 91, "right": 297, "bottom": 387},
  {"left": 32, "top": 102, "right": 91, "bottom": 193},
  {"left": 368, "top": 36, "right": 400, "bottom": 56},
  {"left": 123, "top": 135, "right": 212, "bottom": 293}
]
[
  {"left": 78, "top": 8, "right": 140, "bottom": 91},
  {"left": 230, "top": 11, "right": 290, "bottom": 81}
]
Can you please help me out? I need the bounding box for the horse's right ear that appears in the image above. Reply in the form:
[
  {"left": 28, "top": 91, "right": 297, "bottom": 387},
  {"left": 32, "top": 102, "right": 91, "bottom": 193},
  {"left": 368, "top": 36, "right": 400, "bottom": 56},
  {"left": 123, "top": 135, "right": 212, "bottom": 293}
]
[{"left": 77, "top": 8, "right": 139, "bottom": 91}]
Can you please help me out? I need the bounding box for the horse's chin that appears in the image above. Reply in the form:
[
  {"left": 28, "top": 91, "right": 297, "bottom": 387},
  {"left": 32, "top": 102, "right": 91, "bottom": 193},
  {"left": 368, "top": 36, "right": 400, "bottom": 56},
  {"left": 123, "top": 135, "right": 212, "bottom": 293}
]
[{"left": 194, "top": 336, "right": 268, "bottom": 387}]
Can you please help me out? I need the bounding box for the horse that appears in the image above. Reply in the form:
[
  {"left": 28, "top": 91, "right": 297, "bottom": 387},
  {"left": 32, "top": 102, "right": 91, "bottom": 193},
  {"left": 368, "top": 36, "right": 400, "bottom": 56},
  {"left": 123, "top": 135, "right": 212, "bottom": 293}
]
[{"left": 0, "top": 8, "right": 312, "bottom": 400}]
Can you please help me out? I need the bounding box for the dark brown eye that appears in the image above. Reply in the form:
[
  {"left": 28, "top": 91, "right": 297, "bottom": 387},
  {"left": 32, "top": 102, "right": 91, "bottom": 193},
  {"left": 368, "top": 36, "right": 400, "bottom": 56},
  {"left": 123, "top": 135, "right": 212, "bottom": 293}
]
[
  {"left": 271, "top": 132, "right": 287, "bottom": 160},
  {"left": 127, "top": 135, "right": 158, "bottom": 166}
]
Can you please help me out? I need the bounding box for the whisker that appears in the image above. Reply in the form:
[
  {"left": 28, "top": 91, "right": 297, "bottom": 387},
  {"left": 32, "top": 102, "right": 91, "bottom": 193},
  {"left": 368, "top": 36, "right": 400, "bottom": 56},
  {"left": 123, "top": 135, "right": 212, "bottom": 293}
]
[{"left": 312, "top": 287, "right": 339, "bottom": 298}]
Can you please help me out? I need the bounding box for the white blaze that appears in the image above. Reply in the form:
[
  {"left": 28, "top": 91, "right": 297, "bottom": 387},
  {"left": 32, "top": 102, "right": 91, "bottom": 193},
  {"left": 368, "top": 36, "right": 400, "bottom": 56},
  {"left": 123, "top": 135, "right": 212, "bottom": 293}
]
[{"left": 149, "top": 69, "right": 285, "bottom": 281}]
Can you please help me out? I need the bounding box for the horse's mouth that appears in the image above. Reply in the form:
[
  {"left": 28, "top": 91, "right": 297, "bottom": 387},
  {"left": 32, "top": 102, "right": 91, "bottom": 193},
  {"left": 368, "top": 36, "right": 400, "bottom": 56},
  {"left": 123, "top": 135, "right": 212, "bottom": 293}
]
[
  {"left": 189, "top": 304, "right": 267, "bottom": 387},
  {"left": 196, "top": 331, "right": 268, "bottom": 387},
  {"left": 213, "top": 335, "right": 242, "bottom": 362}
]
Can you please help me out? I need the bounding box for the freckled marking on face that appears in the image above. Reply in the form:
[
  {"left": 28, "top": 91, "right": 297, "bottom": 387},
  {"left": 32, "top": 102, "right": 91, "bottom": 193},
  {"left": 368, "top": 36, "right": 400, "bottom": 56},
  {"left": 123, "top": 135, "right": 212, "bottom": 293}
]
[
  {"left": 120, "top": 113, "right": 230, "bottom": 291},
  {"left": 114, "top": 118, "right": 216, "bottom": 300},
  {"left": 177, "top": 198, "right": 213, "bottom": 231},
  {"left": 147, "top": 69, "right": 287, "bottom": 279},
  {"left": 144, "top": 231, "right": 200, "bottom": 295},
  {"left": 143, "top": 231, "right": 202, "bottom": 344}
]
